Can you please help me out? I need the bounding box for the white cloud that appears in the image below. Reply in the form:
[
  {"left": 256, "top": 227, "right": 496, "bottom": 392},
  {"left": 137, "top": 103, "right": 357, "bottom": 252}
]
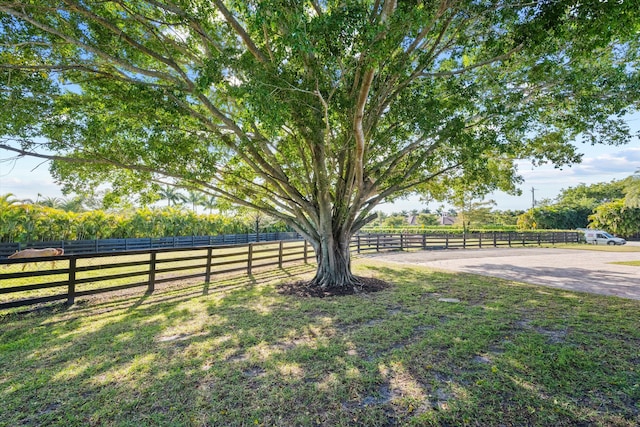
[
  {"left": 0, "top": 158, "right": 63, "bottom": 200},
  {"left": 570, "top": 147, "right": 640, "bottom": 177},
  {"left": 491, "top": 144, "right": 640, "bottom": 210}
]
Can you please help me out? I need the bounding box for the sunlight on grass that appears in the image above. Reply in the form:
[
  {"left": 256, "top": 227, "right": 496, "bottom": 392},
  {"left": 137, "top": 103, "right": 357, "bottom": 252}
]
[
  {"left": 611, "top": 260, "right": 640, "bottom": 266},
  {"left": 548, "top": 243, "right": 640, "bottom": 252},
  {"left": 1, "top": 260, "right": 639, "bottom": 426},
  {"left": 276, "top": 362, "right": 304, "bottom": 379},
  {"left": 51, "top": 360, "right": 91, "bottom": 382}
]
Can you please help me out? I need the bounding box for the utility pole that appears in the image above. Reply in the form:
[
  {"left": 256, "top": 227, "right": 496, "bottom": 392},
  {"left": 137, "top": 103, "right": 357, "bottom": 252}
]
[{"left": 531, "top": 187, "right": 537, "bottom": 209}]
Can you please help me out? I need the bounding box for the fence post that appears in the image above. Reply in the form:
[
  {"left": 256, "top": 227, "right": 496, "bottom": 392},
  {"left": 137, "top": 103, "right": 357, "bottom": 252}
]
[
  {"left": 564, "top": 232, "right": 567, "bottom": 244},
  {"left": 357, "top": 235, "right": 361, "bottom": 254},
  {"left": 303, "top": 240, "right": 308, "bottom": 263},
  {"left": 148, "top": 251, "right": 156, "bottom": 294},
  {"left": 478, "top": 233, "right": 482, "bottom": 249},
  {"left": 248, "top": 243, "right": 253, "bottom": 275},
  {"left": 522, "top": 234, "right": 526, "bottom": 246},
  {"left": 445, "top": 234, "right": 449, "bottom": 249},
  {"left": 205, "top": 247, "right": 213, "bottom": 283},
  {"left": 537, "top": 233, "right": 541, "bottom": 246},
  {"left": 67, "top": 257, "right": 77, "bottom": 305},
  {"left": 400, "top": 233, "right": 404, "bottom": 250},
  {"left": 422, "top": 233, "right": 427, "bottom": 250},
  {"left": 493, "top": 231, "right": 497, "bottom": 247},
  {"left": 278, "top": 241, "right": 284, "bottom": 268},
  {"left": 376, "top": 235, "right": 380, "bottom": 252},
  {"left": 463, "top": 233, "right": 466, "bottom": 249}
]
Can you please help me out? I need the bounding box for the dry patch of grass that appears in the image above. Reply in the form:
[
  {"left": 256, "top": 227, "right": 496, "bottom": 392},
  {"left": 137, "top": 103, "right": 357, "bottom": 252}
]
[{"left": 1, "top": 260, "right": 638, "bottom": 426}]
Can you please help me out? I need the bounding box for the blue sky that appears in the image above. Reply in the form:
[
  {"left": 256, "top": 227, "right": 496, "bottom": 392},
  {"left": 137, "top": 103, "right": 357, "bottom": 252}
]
[{"left": 1, "top": 113, "right": 639, "bottom": 212}]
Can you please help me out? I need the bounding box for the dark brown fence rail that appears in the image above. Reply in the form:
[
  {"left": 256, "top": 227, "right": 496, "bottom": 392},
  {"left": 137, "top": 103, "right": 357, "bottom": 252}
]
[
  {"left": 1, "top": 231, "right": 581, "bottom": 311},
  {"left": 0, "top": 240, "right": 312, "bottom": 310}
]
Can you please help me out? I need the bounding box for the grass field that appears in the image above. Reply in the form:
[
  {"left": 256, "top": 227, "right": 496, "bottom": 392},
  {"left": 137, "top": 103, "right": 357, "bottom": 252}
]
[
  {"left": 1, "top": 259, "right": 638, "bottom": 426},
  {"left": 612, "top": 261, "right": 640, "bottom": 267},
  {"left": 547, "top": 243, "right": 640, "bottom": 253}
]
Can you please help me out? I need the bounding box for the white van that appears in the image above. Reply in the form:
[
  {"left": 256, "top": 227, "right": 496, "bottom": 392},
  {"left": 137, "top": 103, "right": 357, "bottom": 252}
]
[{"left": 582, "top": 230, "right": 626, "bottom": 245}]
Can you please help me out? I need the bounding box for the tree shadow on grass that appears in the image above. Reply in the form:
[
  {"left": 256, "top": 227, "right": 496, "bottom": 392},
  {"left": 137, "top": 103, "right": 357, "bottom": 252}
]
[{"left": 1, "top": 262, "right": 638, "bottom": 426}]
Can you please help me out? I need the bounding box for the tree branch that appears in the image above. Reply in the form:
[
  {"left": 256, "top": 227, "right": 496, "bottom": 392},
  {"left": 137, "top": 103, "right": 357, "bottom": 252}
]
[
  {"left": 421, "top": 44, "right": 524, "bottom": 78},
  {"left": 212, "top": 0, "right": 269, "bottom": 65},
  {"left": 0, "top": 4, "right": 186, "bottom": 87}
]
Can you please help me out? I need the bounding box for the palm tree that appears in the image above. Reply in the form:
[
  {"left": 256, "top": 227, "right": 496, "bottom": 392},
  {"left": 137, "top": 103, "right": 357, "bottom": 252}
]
[
  {"left": 158, "top": 186, "right": 186, "bottom": 207},
  {"left": 624, "top": 171, "right": 640, "bottom": 208},
  {"left": 38, "top": 196, "right": 63, "bottom": 209},
  {"left": 0, "top": 193, "right": 19, "bottom": 209},
  {"left": 59, "top": 196, "right": 87, "bottom": 212},
  {"left": 202, "top": 195, "right": 217, "bottom": 215},
  {"left": 186, "top": 190, "right": 206, "bottom": 213}
]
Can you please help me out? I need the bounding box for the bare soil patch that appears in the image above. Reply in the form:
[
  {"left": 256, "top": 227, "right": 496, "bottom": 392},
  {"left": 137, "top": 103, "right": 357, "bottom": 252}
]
[{"left": 277, "top": 276, "right": 391, "bottom": 297}]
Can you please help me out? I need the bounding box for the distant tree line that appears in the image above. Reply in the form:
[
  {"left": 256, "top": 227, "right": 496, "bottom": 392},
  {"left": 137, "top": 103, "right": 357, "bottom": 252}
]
[
  {"left": 4, "top": 172, "right": 639, "bottom": 242},
  {"left": 517, "top": 174, "right": 640, "bottom": 237},
  {"left": 364, "top": 174, "right": 640, "bottom": 238},
  {"left": 367, "top": 206, "right": 523, "bottom": 230}
]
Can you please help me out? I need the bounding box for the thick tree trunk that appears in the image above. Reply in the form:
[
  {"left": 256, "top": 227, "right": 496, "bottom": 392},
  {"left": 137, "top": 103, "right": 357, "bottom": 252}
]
[{"left": 308, "top": 233, "right": 359, "bottom": 289}]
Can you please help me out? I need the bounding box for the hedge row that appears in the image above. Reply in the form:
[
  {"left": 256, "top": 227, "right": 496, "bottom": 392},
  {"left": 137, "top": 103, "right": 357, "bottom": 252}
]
[{"left": 0, "top": 205, "right": 286, "bottom": 243}]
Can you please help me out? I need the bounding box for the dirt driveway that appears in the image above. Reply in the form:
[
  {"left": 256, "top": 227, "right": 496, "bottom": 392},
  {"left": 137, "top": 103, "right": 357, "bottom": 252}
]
[{"left": 364, "top": 245, "right": 640, "bottom": 300}]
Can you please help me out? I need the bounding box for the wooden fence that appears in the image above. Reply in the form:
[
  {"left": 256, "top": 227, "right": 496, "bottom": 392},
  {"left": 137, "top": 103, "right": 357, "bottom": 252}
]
[
  {"left": 0, "top": 231, "right": 581, "bottom": 311},
  {"left": 0, "top": 232, "right": 301, "bottom": 258},
  {"left": 0, "top": 240, "right": 311, "bottom": 310},
  {"left": 353, "top": 231, "right": 582, "bottom": 252}
]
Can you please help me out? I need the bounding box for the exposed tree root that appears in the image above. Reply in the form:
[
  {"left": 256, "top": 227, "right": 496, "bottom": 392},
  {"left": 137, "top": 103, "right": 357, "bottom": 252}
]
[
  {"left": 307, "top": 272, "right": 362, "bottom": 290},
  {"left": 277, "top": 276, "right": 391, "bottom": 298}
]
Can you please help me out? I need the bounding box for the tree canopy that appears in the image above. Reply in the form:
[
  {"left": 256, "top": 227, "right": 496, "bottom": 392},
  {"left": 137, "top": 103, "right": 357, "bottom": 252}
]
[
  {"left": 555, "top": 179, "right": 628, "bottom": 209},
  {"left": 589, "top": 199, "right": 640, "bottom": 238},
  {"left": 517, "top": 175, "right": 640, "bottom": 231},
  {"left": 623, "top": 170, "right": 640, "bottom": 208},
  {"left": 1, "top": 0, "right": 639, "bottom": 288}
]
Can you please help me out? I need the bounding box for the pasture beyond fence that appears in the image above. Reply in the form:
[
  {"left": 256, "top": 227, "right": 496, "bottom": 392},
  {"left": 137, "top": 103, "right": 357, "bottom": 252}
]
[{"left": 0, "top": 231, "right": 581, "bottom": 311}]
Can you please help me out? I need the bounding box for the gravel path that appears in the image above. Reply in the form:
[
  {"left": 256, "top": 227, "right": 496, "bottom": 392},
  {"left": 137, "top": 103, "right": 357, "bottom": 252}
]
[{"left": 364, "top": 245, "right": 640, "bottom": 300}]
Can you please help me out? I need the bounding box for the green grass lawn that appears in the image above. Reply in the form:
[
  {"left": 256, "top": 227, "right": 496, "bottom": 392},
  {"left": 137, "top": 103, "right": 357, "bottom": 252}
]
[
  {"left": 1, "top": 260, "right": 638, "bottom": 426},
  {"left": 546, "top": 243, "right": 640, "bottom": 252},
  {"left": 612, "top": 261, "right": 640, "bottom": 267}
]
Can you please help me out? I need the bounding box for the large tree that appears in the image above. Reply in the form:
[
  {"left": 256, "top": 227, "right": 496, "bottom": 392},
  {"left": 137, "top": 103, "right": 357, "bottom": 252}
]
[
  {"left": 589, "top": 199, "right": 640, "bottom": 238},
  {"left": 555, "top": 180, "right": 628, "bottom": 209},
  {"left": 623, "top": 170, "right": 640, "bottom": 208},
  {"left": 1, "top": 1, "right": 639, "bottom": 289}
]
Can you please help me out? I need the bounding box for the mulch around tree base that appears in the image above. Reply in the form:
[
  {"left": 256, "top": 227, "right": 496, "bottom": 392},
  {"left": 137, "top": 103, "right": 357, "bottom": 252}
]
[{"left": 277, "top": 276, "right": 391, "bottom": 298}]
